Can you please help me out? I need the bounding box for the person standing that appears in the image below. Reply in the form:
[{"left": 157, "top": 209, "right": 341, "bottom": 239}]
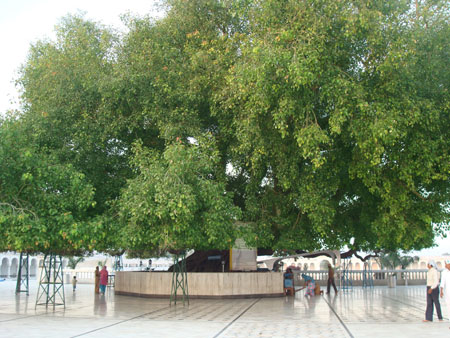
[
  {"left": 72, "top": 276, "right": 77, "bottom": 292},
  {"left": 283, "top": 267, "right": 294, "bottom": 296},
  {"left": 326, "top": 263, "right": 338, "bottom": 295},
  {"left": 424, "top": 260, "right": 443, "bottom": 322},
  {"left": 94, "top": 266, "right": 100, "bottom": 294},
  {"left": 99, "top": 266, "right": 108, "bottom": 295},
  {"left": 440, "top": 259, "right": 450, "bottom": 328}
]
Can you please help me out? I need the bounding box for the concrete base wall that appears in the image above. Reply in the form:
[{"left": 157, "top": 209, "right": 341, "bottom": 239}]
[{"left": 115, "top": 271, "right": 284, "bottom": 298}]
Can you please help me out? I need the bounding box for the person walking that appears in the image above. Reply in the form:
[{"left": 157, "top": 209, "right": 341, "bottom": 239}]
[
  {"left": 440, "top": 259, "right": 450, "bottom": 328},
  {"left": 99, "top": 266, "right": 108, "bottom": 295},
  {"left": 424, "top": 260, "right": 443, "bottom": 322},
  {"left": 326, "top": 263, "right": 338, "bottom": 295},
  {"left": 94, "top": 266, "right": 100, "bottom": 294}
]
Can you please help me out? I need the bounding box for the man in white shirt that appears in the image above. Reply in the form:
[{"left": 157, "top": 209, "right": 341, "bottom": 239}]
[
  {"left": 424, "top": 260, "right": 443, "bottom": 322},
  {"left": 440, "top": 259, "right": 450, "bottom": 327}
]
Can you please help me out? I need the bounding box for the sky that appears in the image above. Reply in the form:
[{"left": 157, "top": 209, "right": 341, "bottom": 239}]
[
  {"left": 0, "top": 0, "right": 448, "bottom": 257},
  {"left": 0, "top": 0, "right": 163, "bottom": 114}
]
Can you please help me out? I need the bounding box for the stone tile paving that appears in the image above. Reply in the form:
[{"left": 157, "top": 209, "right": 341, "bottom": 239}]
[{"left": 0, "top": 280, "right": 449, "bottom": 337}]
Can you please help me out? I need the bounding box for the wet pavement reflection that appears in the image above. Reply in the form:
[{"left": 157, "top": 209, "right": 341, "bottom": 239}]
[{"left": 0, "top": 280, "right": 449, "bottom": 337}]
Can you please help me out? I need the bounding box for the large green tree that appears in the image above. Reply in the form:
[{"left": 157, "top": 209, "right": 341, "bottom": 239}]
[{"left": 12, "top": 0, "right": 450, "bottom": 257}]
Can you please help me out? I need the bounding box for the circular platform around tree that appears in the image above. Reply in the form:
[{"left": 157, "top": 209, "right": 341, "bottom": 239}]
[{"left": 114, "top": 271, "right": 284, "bottom": 299}]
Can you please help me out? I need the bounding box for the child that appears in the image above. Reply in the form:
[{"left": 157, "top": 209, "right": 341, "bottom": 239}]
[{"left": 72, "top": 276, "right": 77, "bottom": 292}]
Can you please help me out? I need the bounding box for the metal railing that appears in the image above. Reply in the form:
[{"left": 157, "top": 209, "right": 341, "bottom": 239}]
[{"left": 292, "top": 269, "right": 428, "bottom": 286}]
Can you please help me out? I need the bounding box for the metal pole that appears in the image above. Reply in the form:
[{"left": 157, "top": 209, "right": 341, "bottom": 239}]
[{"left": 15, "top": 253, "right": 29, "bottom": 295}]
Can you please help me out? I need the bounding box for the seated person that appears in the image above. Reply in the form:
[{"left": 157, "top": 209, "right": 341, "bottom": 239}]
[
  {"left": 315, "top": 283, "right": 324, "bottom": 295},
  {"left": 284, "top": 268, "right": 295, "bottom": 296}
]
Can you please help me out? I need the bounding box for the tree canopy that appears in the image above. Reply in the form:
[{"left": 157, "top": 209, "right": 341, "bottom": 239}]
[
  {"left": 1, "top": 0, "right": 448, "bottom": 257},
  {"left": 218, "top": 0, "right": 450, "bottom": 252},
  {"left": 0, "top": 117, "right": 96, "bottom": 255},
  {"left": 118, "top": 137, "right": 240, "bottom": 253}
]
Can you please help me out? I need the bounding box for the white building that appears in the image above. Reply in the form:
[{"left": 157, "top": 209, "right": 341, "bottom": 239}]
[
  {"left": 0, "top": 252, "right": 171, "bottom": 284},
  {"left": 0, "top": 252, "right": 42, "bottom": 279},
  {"left": 258, "top": 254, "right": 449, "bottom": 271}
]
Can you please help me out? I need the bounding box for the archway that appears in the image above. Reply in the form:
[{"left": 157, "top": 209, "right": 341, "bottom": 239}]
[
  {"left": 319, "top": 260, "right": 329, "bottom": 270},
  {"left": 270, "top": 250, "right": 341, "bottom": 272},
  {"left": 1, "top": 257, "right": 9, "bottom": 277},
  {"left": 30, "top": 259, "right": 37, "bottom": 277},
  {"left": 10, "top": 257, "right": 18, "bottom": 278}
]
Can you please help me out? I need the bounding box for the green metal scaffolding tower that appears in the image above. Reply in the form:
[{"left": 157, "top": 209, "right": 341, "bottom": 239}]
[
  {"left": 35, "top": 254, "right": 65, "bottom": 308},
  {"left": 340, "top": 258, "right": 353, "bottom": 291},
  {"left": 170, "top": 251, "right": 189, "bottom": 306}
]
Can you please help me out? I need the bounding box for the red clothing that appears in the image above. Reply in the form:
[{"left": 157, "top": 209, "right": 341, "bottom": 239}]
[{"left": 100, "top": 268, "right": 108, "bottom": 286}]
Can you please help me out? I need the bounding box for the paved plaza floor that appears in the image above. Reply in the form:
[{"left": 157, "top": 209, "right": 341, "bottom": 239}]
[{"left": 0, "top": 280, "right": 449, "bottom": 338}]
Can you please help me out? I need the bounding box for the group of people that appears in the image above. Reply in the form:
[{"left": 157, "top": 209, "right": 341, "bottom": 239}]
[
  {"left": 71, "top": 265, "right": 109, "bottom": 294},
  {"left": 95, "top": 265, "right": 109, "bottom": 294},
  {"left": 424, "top": 259, "right": 450, "bottom": 327},
  {"left": 283, "top": 263, "right": 338, "bottom": 297},
  {"left": 283, "top": 258, "right": 450, "bottom": 327}
]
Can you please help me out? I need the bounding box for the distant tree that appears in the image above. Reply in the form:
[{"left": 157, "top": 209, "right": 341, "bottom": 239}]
[
  {"left": 67, "top": 256, "right": 85, "bottom": 269},
  {"left": 376, "top": 251, "right": 419, "bottom": 270},
  {"left": 398, "top": 254, "right": 420, "bottom": 270}
]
